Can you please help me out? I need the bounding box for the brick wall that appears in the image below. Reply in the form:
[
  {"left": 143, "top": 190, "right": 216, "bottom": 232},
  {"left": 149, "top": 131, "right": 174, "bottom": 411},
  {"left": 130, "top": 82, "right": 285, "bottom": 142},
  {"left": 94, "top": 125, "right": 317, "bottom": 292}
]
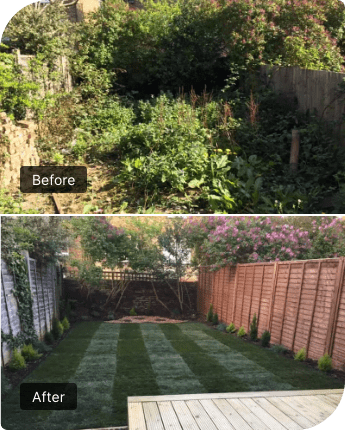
[{"left": 0, "top": 113, "right": 40, "bottom": 188}]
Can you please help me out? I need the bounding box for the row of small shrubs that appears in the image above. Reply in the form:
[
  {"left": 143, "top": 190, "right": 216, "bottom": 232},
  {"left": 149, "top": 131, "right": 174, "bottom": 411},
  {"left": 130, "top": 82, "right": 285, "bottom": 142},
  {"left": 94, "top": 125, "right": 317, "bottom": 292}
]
[
  {"left": 44, "top": 317, "right": 70, "bottom": 345},
  {"left": 207, "top": 305, "right": 334, "bottom": 372},
  {"left": 293, "top": 346, "right": 333, "bottom": 372},
  {"left": 8, "top": 317, "right": 70, "bottom": 372}
]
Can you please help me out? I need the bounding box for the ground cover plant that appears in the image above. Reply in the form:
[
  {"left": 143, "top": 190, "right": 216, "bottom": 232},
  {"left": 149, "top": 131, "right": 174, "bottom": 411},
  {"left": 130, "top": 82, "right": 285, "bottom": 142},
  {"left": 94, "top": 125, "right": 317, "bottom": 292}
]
[
  {"left": 1, "top": 0, "right": 345, "bottom": 214},
  {"left": 2, "top": 321, "right": 343, "bottom": 430}
]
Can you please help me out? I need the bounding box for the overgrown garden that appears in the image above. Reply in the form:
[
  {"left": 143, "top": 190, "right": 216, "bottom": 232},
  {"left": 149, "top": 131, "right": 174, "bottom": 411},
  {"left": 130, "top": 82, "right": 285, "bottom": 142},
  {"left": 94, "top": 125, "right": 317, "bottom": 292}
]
[{"left": 1, "top": 0, "right": 345, "bottom": 213}]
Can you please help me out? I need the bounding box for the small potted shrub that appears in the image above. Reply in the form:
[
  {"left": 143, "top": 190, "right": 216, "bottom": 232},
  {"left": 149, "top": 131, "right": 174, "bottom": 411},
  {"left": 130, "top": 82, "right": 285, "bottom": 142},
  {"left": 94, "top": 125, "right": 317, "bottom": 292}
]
[
  {"left": 261, "top": 330, "right": 271, "bottom": 347},
  {"left": 318, "top": 353, "right": 333, "bottom": 372},
  {"left": 212, "top": 312, "right": 219, "bottom": 325},
  {"left": 249, "top": 313, "right": 258, "bottom": 341},
  {"left": 8, "top": 349, "right": 26, "bottom": 371},
  {"left": 129, "top": 308, "right": 137, "bottom": 316},
  {"left": 226, "top": 323, "right": 236, "bottom": 333},
  {"left": 237, "top": 326, "right": 246, "bottom": 337},
  {"left": 21, "top": 344, "right": 42, "bottom": 362},
  {"left": 294, "top": 347, "right": 307, "bottom": 361},
  {"left": 206, "top": 304, "right": 214, "bottom": 322}
]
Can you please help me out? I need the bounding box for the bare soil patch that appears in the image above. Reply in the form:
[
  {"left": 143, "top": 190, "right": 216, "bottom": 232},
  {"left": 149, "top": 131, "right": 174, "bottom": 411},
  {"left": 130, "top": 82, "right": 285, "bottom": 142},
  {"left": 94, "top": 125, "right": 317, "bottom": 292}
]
[{"left": 105, "top": 315, "right": 188, "bottom": 324}]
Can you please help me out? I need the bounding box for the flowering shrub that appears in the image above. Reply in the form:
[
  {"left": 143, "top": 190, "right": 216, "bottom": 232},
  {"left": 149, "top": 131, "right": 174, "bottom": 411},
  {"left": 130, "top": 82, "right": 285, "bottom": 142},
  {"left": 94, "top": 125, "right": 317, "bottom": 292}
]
[{"left": 186, "top": 216, "right": 345, "bottom": 270}]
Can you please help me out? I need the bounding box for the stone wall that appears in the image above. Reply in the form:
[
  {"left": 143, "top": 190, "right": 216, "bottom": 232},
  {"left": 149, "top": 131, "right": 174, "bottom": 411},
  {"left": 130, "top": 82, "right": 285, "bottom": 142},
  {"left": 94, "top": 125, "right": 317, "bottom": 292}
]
[{"left": 0, "top": 113, "right": 40, "bottom": 188}]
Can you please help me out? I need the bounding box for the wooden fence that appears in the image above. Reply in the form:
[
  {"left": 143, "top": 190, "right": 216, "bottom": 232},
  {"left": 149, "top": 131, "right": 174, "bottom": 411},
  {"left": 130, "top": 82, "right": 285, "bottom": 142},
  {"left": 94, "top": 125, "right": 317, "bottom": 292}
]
[
  {"left": 260, "top": 66, "right": 345, "bottom": 146},
  {"left": 65, "top": 269, "right": 170, "bottom": 282},
  {"left": 198, "top": 257, "right": 345, "bottom": 370},
  {"left": 1, "top": 255, "right": 62, "bottom": 366}
]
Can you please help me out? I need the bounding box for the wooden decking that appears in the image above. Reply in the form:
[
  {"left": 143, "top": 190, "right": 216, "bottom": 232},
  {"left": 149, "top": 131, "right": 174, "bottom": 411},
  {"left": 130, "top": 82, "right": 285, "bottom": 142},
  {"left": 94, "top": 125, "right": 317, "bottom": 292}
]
[{"left": 128, "top": 389, "right": 343, "bottom": 430}]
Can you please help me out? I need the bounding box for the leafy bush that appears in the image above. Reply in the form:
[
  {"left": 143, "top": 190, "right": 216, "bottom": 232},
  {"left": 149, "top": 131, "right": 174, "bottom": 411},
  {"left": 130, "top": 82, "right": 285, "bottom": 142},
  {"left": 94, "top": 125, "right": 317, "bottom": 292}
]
[
  {"left": 249, "top": 313, "right": 258, "bottom": 341},
  {"left": 52, "top": 319, "right": 64, "bottom": 340},
  {"left": 318, "top": 353, "right": 333, "bottom": 372},
  {"left": 44, "top": 331, "right": 54, "bottom": 345},
  {"left": 61, "top": 317, "right": 70, "bottom": 331},
  {"left": 212, "top": 312, "right": 219, "bottom": 326},
  {"left": 31, "top": 339, "right": 52, "bottom": 354},
  {"left": 216, "top": 323, "right": 227, "bottom": 332},
  {"left": 294, "top": 347, "right": 307, "bottom": 362},
  {"left": 21, "top": 344, "right": 42, "bottom": 362},
  {"left": 8, "top": 349, "right": 26, "bottom": 371},
  {"left": 206, "top": 304, "right": 214, "bottom": 322},
  {"left": 237, "top": 326, "right": 246, "bottom": 337},
  {"left": 0, "top": 49, "right": 41, "bottom": 120},
  {"left": 271, "top": 344, "right": 288, "bottom": 354},
  {"left": 129, "top": 308, "right": 137, "bottom": 316},
  {"left": 261, "top": 330, "right": 271, "bottom": 347},
  {"left": 226, "top": 323, "right": 236, "bottom": 333}
]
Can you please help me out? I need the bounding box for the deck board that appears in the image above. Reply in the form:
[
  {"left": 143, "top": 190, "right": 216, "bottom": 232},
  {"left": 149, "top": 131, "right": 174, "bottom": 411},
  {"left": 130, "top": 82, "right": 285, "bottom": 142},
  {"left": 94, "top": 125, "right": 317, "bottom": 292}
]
[{"left": 128, "top": 389, "right": 343, "bottom": 430}]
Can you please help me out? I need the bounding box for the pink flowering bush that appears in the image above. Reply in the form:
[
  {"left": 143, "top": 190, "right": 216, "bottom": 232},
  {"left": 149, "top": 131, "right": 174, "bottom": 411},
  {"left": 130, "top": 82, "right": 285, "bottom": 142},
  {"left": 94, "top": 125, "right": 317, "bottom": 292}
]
[
  {"left": 307, "top": 217, "right": 345, "bottom": 259},
  {"left": 186, "top": 216, "right": 345, "bottom": 270}
]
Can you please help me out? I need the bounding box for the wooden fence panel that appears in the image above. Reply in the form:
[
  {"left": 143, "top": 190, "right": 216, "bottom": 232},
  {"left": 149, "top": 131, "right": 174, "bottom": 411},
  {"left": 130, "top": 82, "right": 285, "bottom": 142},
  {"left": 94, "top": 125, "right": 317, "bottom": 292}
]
[{"left": 198, "top": 257, "right": 345, "bottom": 370}]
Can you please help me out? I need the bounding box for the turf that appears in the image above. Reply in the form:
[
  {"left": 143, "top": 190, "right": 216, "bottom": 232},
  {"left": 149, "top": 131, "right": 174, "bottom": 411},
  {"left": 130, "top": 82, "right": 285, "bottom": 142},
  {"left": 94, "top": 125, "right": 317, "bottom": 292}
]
[{"left": 1, "top": 322, "right": 343, "bottom": 430}]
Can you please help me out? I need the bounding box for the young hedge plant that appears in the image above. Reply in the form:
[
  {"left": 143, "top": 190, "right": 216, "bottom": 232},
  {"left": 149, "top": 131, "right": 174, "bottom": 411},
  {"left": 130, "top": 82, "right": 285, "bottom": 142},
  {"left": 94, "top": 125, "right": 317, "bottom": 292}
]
[
  {"left": 237, "top": 326, "right": 246, "bottom": 337},
  {"left": 294, "top": 347, "right": 307, "bottom": 362},
  {"left": 206, "top": 304, "right": 214, "bottom": 322},
  {"left": 21, "top": 344, "right": 42, "bottom": 362},
  {"left": 212, "top": 312, "right": 219, "bottom": 325},
  {"left": 8, "top": 349, "right": 26, "bottom": 371},
  {"left": 249, "top": 313, "right": 258, "bottom": 341},
  {"left": 261, "top": 330, "right": 271, "bottom": 347},
  {"left": 318, "top": 353, "right": 333, "bottom": 372},
  {"left": 226, "top": 323, "right": 236, "bottom": 333}
]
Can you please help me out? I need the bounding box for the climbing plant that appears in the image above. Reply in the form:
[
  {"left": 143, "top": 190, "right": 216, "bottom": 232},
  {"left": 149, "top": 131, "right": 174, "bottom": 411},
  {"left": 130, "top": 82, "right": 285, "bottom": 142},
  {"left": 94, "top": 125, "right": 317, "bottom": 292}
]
[{"left": 1, "top": 252, "right": 37, "bottom": 349}]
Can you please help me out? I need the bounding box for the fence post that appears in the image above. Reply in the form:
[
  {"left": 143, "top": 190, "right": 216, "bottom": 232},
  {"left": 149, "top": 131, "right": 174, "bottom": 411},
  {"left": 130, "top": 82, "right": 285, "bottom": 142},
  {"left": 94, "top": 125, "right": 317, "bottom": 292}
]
[
  {"left": 33, "top": 261, "right": 42, "bottom": 339},
  {"left": 278, "top": 263, "right": 292, "bottom": 344},
  {"left": 305, "top": 261, "right": 322, "bottom": 357},
  {"left": 291, "top": 261, "right": 306, "bottom": 352},
  {"left": 256, "top": 265, "right": 265, "bottom": 332},
  {"left": 268, "top": 262, "right": 279, "bottom": 333},
  {"left": 290, "top": 129, "right": 300, "bottom": 172},
  {"left": 324, "top": 258, "right": 345, "bottom": 356},
  {"left": 231, "top": 265, "right": 239, "bottom": 326}
]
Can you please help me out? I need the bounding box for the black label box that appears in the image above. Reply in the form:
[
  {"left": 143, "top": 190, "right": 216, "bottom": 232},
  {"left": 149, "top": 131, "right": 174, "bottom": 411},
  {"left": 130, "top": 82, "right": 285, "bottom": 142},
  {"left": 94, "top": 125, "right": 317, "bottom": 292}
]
[{"left": 20, "top": 383, "right": 77, "bottom": 410}]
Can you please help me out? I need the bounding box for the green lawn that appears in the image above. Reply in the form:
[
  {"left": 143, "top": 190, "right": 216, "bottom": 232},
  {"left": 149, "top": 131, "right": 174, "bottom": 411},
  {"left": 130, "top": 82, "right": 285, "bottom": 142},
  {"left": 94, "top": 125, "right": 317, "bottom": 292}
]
[{"left": 2, "top": 322, "right": 343, "bottom": 430}]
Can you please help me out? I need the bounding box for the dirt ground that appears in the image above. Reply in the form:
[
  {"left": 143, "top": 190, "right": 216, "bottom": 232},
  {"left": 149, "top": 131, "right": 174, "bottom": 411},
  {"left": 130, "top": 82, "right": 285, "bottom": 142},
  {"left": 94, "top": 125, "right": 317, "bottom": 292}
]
[{"left": 9, "top": 165, "right": 124, "bottom": 214}]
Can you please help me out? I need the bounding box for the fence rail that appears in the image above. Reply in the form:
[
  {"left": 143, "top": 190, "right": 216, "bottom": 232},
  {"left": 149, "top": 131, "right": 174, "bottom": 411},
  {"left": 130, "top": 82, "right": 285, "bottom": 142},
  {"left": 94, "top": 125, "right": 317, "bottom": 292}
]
[{"left": 198, "top": 257, "right": 345, "bottom": 370}]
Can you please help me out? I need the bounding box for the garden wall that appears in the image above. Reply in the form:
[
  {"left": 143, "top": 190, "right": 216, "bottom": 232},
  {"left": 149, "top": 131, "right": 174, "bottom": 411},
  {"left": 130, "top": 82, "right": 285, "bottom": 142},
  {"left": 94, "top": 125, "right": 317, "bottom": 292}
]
[
  {"left": 1, "top": 256, "right": 62, "bottom": 366},
  {"left": 63, "top": 277, "right": 197, "bottom": 318},
  {"left": 260, "top": 66, "right": 345, "bottom": 146},
  {"left": 198, "top": 257, "right": 345, "bottom": 370},
  {"left": 0, "top": 112, "right": 40, "bottom": 187}
]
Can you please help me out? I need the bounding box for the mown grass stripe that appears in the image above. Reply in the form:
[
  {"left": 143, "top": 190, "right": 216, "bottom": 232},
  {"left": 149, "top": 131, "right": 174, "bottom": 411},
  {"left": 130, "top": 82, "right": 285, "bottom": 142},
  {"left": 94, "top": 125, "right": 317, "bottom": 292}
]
[
  {"left": 1, "top": 322, "right": 102, "bottom": 430},
  {"left": 112, "top": 324, "right": 161, "bottom": 427},
  {"left": 45, "top": 322, "right": 121, "bottom": 430},
  {"left": 140, "top": 323, "right": 205, "bottom": 395},
  {"left": 179, "top": 323, "right": 293, "bottom": 391},
  {"left": 196, "top": 324, "right": 344, "bottom": 390},
  {"left": 160, "top": 324, "right": 251, "bottom": 394}
]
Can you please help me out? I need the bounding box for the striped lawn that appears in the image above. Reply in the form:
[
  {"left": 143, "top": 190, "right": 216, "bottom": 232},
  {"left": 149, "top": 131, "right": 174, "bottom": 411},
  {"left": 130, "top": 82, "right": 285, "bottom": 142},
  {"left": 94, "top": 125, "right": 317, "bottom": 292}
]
[{"left": 1, "top": 322, "right": 343, "bottom": 430}]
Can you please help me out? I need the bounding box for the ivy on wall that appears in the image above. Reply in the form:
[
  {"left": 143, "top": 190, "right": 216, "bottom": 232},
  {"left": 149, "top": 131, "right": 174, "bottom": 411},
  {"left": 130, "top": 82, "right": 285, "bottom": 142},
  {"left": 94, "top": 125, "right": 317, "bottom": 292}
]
[{"left": 1, "top": 252, "right": 37, "bottom": 349}]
